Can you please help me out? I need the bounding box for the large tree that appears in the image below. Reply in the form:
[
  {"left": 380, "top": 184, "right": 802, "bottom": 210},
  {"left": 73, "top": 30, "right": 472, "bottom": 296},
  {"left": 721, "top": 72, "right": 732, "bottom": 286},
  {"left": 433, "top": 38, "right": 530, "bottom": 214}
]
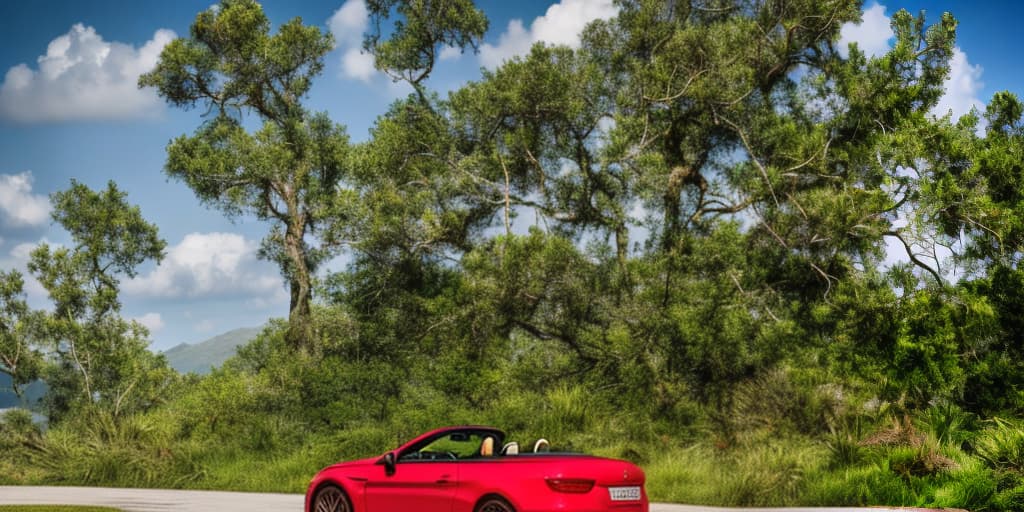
[
  {"left": 28, "top": 181, "right": 172, "bottom": 419},
  {"left": 140, "top": 0, "right": 349, "bottom": 350},
  {"left": 356, "top": 0, "right": 977, "bottom": 405}
]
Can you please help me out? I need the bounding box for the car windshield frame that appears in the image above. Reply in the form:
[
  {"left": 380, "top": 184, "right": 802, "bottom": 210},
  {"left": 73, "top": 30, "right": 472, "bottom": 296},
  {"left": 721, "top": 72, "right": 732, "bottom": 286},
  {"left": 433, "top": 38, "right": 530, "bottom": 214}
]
[{"left": 396, "top": 427, "right": 505, "bottom": 462}]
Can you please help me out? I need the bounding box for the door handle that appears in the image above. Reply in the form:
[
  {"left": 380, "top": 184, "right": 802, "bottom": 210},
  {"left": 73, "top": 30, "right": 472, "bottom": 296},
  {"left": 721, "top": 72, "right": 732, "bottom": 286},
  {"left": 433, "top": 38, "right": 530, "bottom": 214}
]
[{"left": 436, "top": 474, "right": 452, "bottom": 484}]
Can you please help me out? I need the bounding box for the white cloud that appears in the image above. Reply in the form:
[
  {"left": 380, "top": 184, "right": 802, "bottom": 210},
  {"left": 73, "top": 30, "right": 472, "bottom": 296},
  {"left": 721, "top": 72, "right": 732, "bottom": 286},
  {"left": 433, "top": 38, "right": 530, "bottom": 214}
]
[
  {"left": 838, "top": 3, "right": 893, "bottom": 59},
  {"left": 479, "top": 0, "right": 618, "bottom": 69},
  {"left": 0, "top": 172, "right": 50, "bottom": 228},
  {"left": 124, "top": 232, "right": 283, "bottom": 299},
  {"left": 10, "top": 241, "right": 40, "bottom": 262},
  {"left": 0, "top": 24, "right": 176, "bottom": 122},
  {"left": 328, "top": 0, "right": 378, "bottom": 82},
  {"left": 933, "top": 48, "right": 984, "bottom": 121},
  {"left": 132, "top": 312, "right": 165, "bottom": 333},
  {"left": 328, "top": 0, "right": 367, "bottom": 46},
  {"left": 341, "top": 47, "right": 376, "bottom": 82},
  {"left": 439, "top": 45, "right": 462, "bottom": 61}
]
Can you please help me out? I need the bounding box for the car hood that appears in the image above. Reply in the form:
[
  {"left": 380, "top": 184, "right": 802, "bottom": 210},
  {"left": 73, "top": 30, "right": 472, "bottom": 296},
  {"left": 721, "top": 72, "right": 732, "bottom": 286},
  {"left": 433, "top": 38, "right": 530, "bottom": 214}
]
[{"left": 326, "top": 455, "right": 380, "bottom": 470}]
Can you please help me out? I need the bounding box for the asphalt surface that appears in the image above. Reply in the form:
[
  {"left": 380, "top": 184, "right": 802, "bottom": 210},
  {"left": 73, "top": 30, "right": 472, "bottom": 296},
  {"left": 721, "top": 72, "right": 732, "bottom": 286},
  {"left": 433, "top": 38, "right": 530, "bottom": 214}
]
[{"left": 0, "top": 487, "right": 958, "bottom": 512}]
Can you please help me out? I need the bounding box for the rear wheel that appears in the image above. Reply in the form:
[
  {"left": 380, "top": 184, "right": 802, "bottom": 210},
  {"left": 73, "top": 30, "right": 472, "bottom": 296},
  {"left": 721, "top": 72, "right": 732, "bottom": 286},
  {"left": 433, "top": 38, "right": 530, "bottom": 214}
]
[
  {"left": 475, "top": 496, "right": 515, "bottom": 512},
  {"left": 313, "top": 484, "right": 350, "bottom": 512}
]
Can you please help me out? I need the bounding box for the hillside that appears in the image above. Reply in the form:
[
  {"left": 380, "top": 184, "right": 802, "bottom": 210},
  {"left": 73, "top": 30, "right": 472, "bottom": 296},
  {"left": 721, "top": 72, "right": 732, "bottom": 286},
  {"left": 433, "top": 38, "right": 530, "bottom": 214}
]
[{"left": 162, "top": 327, "right": 262, "bottom": 375}]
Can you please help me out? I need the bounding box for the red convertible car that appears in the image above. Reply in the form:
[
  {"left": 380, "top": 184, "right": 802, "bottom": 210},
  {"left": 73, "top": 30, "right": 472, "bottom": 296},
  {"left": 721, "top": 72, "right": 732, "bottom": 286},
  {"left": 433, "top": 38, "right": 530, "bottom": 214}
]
[{"left": 306, "top": 425, "right": 648, "bottom": 512}]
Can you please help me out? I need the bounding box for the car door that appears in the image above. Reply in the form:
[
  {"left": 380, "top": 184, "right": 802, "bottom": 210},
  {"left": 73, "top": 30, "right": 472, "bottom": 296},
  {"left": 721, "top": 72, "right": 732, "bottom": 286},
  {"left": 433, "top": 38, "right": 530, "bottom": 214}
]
[{"left": 364, "top": 458, "right": 458, "bottom": 512}]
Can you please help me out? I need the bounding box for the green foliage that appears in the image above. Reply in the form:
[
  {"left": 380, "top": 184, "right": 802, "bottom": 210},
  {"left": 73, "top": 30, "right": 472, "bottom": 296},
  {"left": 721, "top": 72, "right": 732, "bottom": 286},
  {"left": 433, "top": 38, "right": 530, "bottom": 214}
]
[
  {"left": 12, "top": 3, "right": 1024, "bottom": 512},
  {"left": 974, "top": 419, "right": 1024, "bottom": 473},
  {"left": 0, "top": 270, "right": 44, "bottom": 397},
  {"left": 25, "top": 411, "right": 205, "bottom": 487},
  {"left": 140, "top": 0, "right": 350, "bottom": 350},
  {"left": 917, "top": 402, "right": 977, "bottom": 447},
  {"left": 25, "top": 181, "right": 173, "bottom": 421},
  {"left": 961, "top": 266, "right": 1024, "bottom": 415},
  {"left": 645, "top": 439, "right": 828, "bottom": 507},
  {"left": 365, "top": 0, "right": 487, "bottom": 89},
  {"left": 0, "top": 408, "right": 41, "bottom": 452},
  {"left": 730, "top": 368, "right": 845, "bottom": 437}
]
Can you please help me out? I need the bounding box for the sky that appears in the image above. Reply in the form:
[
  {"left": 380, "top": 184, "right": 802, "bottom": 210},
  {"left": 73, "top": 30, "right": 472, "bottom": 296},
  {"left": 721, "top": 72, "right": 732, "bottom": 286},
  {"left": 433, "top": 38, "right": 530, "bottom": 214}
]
[{"left": 0, "top": 0, "right": 1020, "bottom": 351}]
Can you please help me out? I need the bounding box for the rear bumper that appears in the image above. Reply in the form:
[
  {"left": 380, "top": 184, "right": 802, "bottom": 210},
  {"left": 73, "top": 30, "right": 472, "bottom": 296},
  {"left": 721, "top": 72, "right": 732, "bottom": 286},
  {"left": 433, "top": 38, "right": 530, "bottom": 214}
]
[{"left": 518, "top": 496, "right": 649, "bottom": 512}]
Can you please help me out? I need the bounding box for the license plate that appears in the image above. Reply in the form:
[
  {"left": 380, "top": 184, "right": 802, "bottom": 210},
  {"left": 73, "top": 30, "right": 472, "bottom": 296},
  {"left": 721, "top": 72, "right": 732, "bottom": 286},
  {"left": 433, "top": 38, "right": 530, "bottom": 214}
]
[{"left": 608, "top": 486, "right": 641, "bottom": 501}]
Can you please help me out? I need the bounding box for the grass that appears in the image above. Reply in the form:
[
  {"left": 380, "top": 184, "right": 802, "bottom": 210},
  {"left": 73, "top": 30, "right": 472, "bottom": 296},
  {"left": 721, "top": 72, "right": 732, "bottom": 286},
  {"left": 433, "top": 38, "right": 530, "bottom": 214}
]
[
  {"left": 644, "top": 436, "right": 829, "bottom": 507},
  {"left": 6, "top": 390, "right": 1024, "bottom": 511}
]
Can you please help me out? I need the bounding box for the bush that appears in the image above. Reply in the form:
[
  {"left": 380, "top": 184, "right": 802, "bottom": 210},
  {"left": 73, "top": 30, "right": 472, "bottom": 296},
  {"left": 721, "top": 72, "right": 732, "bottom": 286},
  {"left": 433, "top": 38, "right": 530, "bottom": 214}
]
[
  {"left": 802, "top": 462, "right": 921, "bottom": 507},
  {"left": 730, "top": 368, "right": 845, "bottom": 437},
  {"left": 645, "top": 436, "right": 826, "bottom": 507},
  {"left": 917, "top": 402, "right": 977, "bottom": 447},
  {"left": 24, "top": 410, "right": 205, "bottom": 488},
  {"left": 930, "top": 458, "right": 997, "bottom": 511},
  {"left": 0, "top": 408, "right": 40, "bottom": 449},
  {"left": 975, "top": 418, "right": 1024, "bottom": 473}
]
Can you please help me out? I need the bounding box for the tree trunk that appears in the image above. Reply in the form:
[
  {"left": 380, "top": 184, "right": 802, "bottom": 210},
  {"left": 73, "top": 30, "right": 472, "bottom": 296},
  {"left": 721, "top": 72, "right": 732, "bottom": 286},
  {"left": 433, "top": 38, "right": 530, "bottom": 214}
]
[
  {"left": 662, "top": 170, "right": 684, "bottom": 254},
  {"left": 284, "top": 217, "right": 313, "bottom": 351}
]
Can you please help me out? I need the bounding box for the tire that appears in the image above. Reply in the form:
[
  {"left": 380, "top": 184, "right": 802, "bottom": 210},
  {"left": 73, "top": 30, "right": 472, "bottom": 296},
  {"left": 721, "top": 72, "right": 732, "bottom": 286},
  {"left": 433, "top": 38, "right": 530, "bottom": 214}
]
[
  {"left": 475, "top": 496, "right": 515, "bottom": 512},
  {"left": 312, "top": 484, "right": 351, "bottom": 512}
]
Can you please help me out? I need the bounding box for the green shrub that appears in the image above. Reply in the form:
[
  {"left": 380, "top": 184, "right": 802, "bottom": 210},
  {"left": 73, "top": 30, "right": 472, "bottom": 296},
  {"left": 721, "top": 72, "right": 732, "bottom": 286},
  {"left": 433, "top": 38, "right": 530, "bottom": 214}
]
[
  {"left": 802, "top": 463, "right": 921, "bottom": 506},
  {"left": 917, "top": 402, "right": 977, "bottom": 447},
  {"left": 730, "top": 369, "right": 846, "bottom": 437},
  {"left": 975, "top": 419, "right": 1024, "bottom": 473},
  {"left": 645, "top": 437, "right": 826, "bottom": 507},
  {"left": 24, "top": 411, "right": 205, "bottom": 488},
  {"left": 825, "top": 429, "right": 865, "bottom": 468},
  {"left": 930, "top": 458, "right": 997, "bottom": 511}
]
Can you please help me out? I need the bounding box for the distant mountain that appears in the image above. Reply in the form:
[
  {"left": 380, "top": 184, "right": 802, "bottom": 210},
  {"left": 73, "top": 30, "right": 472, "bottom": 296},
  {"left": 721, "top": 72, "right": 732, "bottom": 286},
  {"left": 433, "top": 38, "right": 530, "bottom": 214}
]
[{"left": 162, "top": 327, "right": 262, "bottom": 374}]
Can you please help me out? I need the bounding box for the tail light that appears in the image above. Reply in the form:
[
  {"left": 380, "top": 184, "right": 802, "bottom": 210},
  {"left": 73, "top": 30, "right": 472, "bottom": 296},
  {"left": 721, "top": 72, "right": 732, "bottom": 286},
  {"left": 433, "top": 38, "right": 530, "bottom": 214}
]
[{"left": 545, "top": 478, "right": 595, "bottom": 493}]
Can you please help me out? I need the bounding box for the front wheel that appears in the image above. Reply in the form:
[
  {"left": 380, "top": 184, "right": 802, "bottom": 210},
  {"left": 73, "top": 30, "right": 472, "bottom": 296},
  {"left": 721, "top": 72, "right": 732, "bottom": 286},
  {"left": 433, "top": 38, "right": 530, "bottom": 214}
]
[
  {"left": 475, "top": 496, "right": 515, "bottom": 512},
  {"left": 313, "top": 484, "right": 351, "bottom": 512}
]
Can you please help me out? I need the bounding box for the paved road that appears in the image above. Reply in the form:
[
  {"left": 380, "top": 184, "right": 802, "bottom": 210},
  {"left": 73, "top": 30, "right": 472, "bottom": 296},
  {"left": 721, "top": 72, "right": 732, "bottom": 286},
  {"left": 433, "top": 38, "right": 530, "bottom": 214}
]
[{"left": 0, "top": 486, "right": 955, "bottom": 512}]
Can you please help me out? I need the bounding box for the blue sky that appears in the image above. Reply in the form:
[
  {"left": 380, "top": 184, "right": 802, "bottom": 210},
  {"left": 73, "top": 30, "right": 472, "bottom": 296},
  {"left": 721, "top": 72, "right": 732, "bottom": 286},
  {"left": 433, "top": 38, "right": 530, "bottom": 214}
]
[{"left": 0, "top": 0, "right": 1019, "bottom": 351}]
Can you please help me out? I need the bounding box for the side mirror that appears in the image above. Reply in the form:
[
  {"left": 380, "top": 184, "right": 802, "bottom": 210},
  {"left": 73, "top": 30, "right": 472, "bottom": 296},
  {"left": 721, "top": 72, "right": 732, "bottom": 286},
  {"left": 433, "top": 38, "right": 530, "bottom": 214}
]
[{"left": 382, "top": 452, "right": 396, "bottom": 476}]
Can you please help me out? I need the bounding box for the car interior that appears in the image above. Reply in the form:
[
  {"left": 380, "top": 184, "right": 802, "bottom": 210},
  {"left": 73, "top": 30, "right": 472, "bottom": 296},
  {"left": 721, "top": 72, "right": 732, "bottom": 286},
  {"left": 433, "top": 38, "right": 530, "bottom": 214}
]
[{"left": 397, "top": 431, "right": 553, "bottom": 462}]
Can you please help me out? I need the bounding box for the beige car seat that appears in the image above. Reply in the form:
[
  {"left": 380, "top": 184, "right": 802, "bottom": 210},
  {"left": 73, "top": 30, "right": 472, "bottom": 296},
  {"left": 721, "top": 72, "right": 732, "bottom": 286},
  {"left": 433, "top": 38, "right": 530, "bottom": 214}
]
[
  {"left": 480, "top": 436, "right": 495, "bottom": 457},
  {"left": 533, "top": 438, "right": 550, "bottom": 453}
]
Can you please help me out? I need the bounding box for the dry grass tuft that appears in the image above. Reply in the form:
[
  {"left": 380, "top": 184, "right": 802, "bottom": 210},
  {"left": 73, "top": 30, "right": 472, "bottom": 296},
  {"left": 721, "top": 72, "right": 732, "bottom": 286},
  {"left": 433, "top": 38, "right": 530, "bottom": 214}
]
[{"left": 861, "top": 415, "right": 926, "bottom": 448}]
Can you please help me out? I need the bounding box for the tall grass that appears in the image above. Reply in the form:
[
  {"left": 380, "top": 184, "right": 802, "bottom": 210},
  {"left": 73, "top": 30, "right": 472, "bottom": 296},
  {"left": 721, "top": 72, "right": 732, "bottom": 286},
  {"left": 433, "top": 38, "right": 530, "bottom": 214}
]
[
  {"left": 645, "top": 436, "right": 828, "bottom": 506},
  {"left": 975, "top": 418, "right": 1024, "bottom": 472},
  {"left": 21, "top": 411, "right": 206, "bottom": 488},
  {"left": 7, "top": 384, "right": 1024, "bottom": 512}
]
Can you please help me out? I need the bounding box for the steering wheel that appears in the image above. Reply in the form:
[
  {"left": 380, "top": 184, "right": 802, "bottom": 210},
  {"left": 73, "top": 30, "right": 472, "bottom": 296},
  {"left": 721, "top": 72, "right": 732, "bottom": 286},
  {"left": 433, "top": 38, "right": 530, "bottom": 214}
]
[{"left": 445, "top": 451, "right": 458, "bottom": 460}]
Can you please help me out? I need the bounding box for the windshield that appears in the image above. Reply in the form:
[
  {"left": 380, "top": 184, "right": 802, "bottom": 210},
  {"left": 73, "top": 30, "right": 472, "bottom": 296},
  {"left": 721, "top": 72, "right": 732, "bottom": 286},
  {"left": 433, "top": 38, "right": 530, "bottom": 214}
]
[{"left": 399, "top": 430, "right": 501, "bottom": 461}]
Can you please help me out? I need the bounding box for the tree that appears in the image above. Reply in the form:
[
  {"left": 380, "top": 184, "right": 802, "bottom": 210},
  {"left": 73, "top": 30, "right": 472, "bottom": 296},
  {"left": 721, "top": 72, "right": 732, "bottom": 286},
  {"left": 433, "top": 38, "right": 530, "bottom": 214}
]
[
  {"left": 319, "top": 0, "right": 491, "bottom": 367},
  {"left": 139, "top": 0, "right": 349, "bottom": 350},
  {"left": 0, "top": 270, "right": 44, "bottom": 400},
  {"left": 28, "top": 180, "right": 172, "bottom": 419},
  {"left": 448, "top": 44, "right": 627, "bottom": 262},
  {"left": 433, "top": 1, "right": 971, "bottom": 406},
  {"left": 365, "top": 0, "right": 488, "bottom": 100}
]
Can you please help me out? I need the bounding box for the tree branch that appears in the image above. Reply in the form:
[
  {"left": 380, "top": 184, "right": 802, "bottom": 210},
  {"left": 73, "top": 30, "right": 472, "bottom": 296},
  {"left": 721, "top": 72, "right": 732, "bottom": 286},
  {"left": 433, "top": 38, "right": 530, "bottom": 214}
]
[{"left": 885, "top": 230, "right": 944, "bottom": 285}]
